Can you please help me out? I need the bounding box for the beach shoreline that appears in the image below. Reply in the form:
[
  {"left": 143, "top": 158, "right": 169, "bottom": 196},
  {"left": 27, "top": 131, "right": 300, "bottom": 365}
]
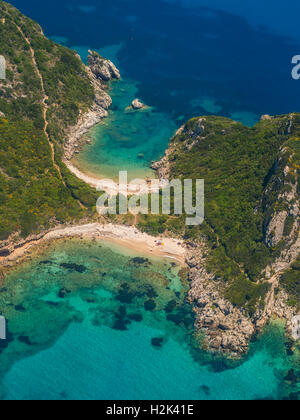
[{"left": 0, "top": 223, "right": 186, "bottom": 271}]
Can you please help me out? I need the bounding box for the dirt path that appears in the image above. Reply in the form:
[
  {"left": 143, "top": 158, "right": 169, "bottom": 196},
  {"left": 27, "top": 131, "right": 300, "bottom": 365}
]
[
  {"left": 6, "top": 15, "right": 87, "bottom": 210},
  {"left": 14, "top": 25, "right": 65, "bottom": 184}
]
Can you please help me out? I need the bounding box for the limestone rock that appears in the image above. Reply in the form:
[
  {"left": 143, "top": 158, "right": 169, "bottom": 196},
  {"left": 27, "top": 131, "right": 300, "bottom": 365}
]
[
  {"left": 131, "top": 99, "right": 146, "bottom": 110},
  {"left": 88, "top": 50, "right": 120, "bottom": 82},
  {"left": 261, "top": 114, "right": 272, "bottom": 121}
]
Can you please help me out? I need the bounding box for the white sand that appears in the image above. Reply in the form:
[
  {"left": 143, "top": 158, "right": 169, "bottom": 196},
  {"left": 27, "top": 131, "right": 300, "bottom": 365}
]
[
  {"left": 64, "top": 160, "right": 169, "bottom": 195},
  {"left": 3, "top": 223, "right": 186, "bottom": 266}
]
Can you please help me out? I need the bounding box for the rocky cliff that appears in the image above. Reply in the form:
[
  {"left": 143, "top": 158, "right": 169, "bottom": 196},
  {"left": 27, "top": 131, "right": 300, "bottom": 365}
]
[
  {"left": 151, "top": 114, "right": 300, "bottom": 356},
  {"left": 88, "top": 50, "right": 120, "bottom": 82},
  {"left": 64, "top": 51, "right": 120, "bottom": 160}
]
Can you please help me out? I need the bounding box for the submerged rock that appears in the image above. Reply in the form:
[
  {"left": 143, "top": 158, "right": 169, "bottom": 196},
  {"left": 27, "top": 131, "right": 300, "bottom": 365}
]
[
  {"left": 199, "top": 385, "right": 211, "bottom": 396},
  {"left": 60, "top": 263, "right": 87, "bottom": 273},
  {"left": 58, "top": 288, "right": 72, "bottom": 299},
  {"left": 144, "top": 299, "right": 156, "bottom": 311},
  {"left": 130, "top": 257, "right": 151, "bottom": 266},
  {"left": 88, "top": 50, "right": 120, "bottom": 82},
  {"left": 151, "top": 337, "right": 164, "bottom": 348},
  {"left": 128, "top": 313, "right": 143, "bottom": 322},
  {"left": 15, "top": 304, "right": 26, "bottom": 312},
  {"left": 18, "top": 335, "right": 35, "bottom": 346}
]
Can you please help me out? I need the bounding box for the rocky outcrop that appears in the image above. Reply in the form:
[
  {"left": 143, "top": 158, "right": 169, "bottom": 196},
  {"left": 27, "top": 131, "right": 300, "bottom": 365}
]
[
  {"left": 151, "top": 153, "right": 171, "bottom": 180},
  {"left": 88, "top": 50, "right": 120, "bottom": 82},
  {"left": 131, "top": 99, "right": 146, "bottom": 110},
  {"left": 152, "top": 114, "right": 300, "bottom": 357},
  {"left": 64, "top": 54, "right": 119, "bottom": 160},
  {"left": 291, "top": 316, "right": 300, "bottom": 340},
  {"left": 186, "top": 244, "right": 255, "bottom": 357},
  {"left": 263, "top": 140, "right": 300, "bottom": 276}
]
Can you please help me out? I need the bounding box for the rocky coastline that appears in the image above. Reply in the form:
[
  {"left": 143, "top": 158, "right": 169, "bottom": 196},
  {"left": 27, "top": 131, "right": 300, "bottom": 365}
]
[
  {"left": 185, "top": 242, "right": 296, "bottom": 357},
  {"left": 64, "top": 51, "right": 120, "bottom": 161},
  {"left": 151, "top": 115, "right": 300, "bottom": 357}
]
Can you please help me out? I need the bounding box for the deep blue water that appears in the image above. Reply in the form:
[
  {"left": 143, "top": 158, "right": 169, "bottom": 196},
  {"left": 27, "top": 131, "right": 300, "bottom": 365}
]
[
  {"left": 10, "top": 0, "right": 300, "bottom": 120},
  {"left": 10, "top": 0, "right": 300, "bottom": 178},
  {"left": 3, "top": 0, "right": 300, "bottom": 400}
]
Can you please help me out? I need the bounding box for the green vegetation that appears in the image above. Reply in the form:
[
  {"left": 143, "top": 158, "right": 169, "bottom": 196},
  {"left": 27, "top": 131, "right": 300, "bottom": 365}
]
[
  {"left": 0, "top": 2, "right": 97, "bottom": 240},
  {"left": 281, "top": 257, "right": 300, "bottom": 310},
  {"left": 138, "top": 115, "right": 300, "bottom": 311}
]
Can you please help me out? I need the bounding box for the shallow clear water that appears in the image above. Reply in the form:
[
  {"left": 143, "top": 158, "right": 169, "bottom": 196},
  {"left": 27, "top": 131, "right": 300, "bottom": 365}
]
[
  {"left": 0, "top": 239, "right": 299, "bottom": 400},
  {"left": 73, "top": 46, "right": 177, "bottom": 181}
]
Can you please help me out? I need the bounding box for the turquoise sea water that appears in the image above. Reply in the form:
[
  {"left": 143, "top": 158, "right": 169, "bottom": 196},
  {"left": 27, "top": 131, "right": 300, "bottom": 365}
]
[
  {"left": 71, "top": 44, "right": 258, "bottom": 180},
  {"left": 71, "top": 45, "right": 177, "bottom": 181},
  {"left": 4, "top": 0, "right": 300, "bottom": 400},
  {"left": 0, "top": 239, "right": 299, "bottom": 401}
]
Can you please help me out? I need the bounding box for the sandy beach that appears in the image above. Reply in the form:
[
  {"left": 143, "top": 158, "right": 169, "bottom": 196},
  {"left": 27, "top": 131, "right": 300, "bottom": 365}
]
[
  {"left": 64, "top": 160, "right": 169, "bottom": 195},
  {"left": 1, "top": 223, "right": 186, "bottom": 268}
]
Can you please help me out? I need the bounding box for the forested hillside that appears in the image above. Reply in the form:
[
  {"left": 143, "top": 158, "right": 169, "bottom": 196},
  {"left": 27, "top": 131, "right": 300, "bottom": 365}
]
[
  {"left": 0, "top": 1, "right": 98, "bottom": 241},
  {"left": 140, "top": 114, "right": 300, "bottom": 312}
]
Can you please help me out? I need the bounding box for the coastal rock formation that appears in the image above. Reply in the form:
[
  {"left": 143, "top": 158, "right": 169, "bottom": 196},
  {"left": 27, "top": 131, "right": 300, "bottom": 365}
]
[
  {"left": 291, "top": 316, "right": 300, "bottom": 340},
  {"left": 131, "top": 99, "right": 146, "bottom": 110},
  {"left": 152, "top": 113, "right": 300, "bottom": 356},
  {"left": 263, "top": 142, "right": 299, "bottom": 253},
  {"left": 186, "top": 244, "right": 255, "bottom": 356},
  {"left": 88, "top": 50, "right": 120, "bottom": 82},
  {"left": 64, "top": 55, "right": 118, "bottom": 160}
]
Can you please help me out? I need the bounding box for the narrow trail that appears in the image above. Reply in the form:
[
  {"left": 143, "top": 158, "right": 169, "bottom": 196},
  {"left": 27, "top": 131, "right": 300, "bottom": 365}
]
[
  {"left": 5, "top": 13, "right": 87, "bottom": 210},
  {"left": 14, "top": 25, "right": 65, "bottom": 185}
]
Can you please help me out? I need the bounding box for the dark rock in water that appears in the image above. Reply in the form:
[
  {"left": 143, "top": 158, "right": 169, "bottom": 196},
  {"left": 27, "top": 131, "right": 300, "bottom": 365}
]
[
  {"left": 210, "top": 359, "right": 228, "bottom": 373},
  {"left": 118, "top": 305, "right": 127, "bottom": 318},
  {"left": 60, "top": 263, "right": 87, "bottom": 273},
  {"left": 0, "top": 328, "right": 14, "bottom": 353},
  {"left": 199, "top": 385, "right": 211, "bottom": 396},
  {"left": 112, "top": 305, "right": 132, "bottom": 331},
  {"left": 144, "top": 299, "right": 156, "bottom": 311},
  {"left": 130, "top": 257, "right": 151, "bottom": 266},
  {"left": 166, "top": 305, "right": 195, "bottom": 328},
  {"left": 165, "top": 300, "right": 177, "bottom": 313},
  {"left": 166, "top": 313, "right": 182, "bottom": 325},
  {"left": 287, "top": 392, "right": 300, "bottom": 401},
  {"left": 46, "top": 301, "right": 59, "bottom": 307},
  {"left": 116, "top": 283, "right": 135, "bottom": 304},
  {"left": 284, "top": 369, "right": 299, "bottom": 384},
  {"left": 285, "top": 341, "right": 294, "bottom": 356},
  {"left": 145, "top": 285, "right": 158, "bottom": 299},
  {"left": 15, "top": 304, "right": 26, "bottom": 312},
  {"left": 0, "top": 288, "right": 7, "bottom": 293},
  {"left": 128, "top": 313, "right": 143, "bottom": 322},
  {"left": 113, "top": 318, "right": 129, "bottom": 331},
  {"left": 151, "top": 337, "right": 164, "bottom": 348},
  {"left": 18, "top": 335, "right": 35, "bottom": 346},
  {"left": 84, "top": 296, "right": 96, "bottom": 304},
  {"left": 59, "top": 391, "right": 68, "bottom": 400},
  {"left": 58, "top": 288, "right": 71, "bottom": 299},
  {"left": 39, "top": 260, "right": 53, "bottom": 265}
]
